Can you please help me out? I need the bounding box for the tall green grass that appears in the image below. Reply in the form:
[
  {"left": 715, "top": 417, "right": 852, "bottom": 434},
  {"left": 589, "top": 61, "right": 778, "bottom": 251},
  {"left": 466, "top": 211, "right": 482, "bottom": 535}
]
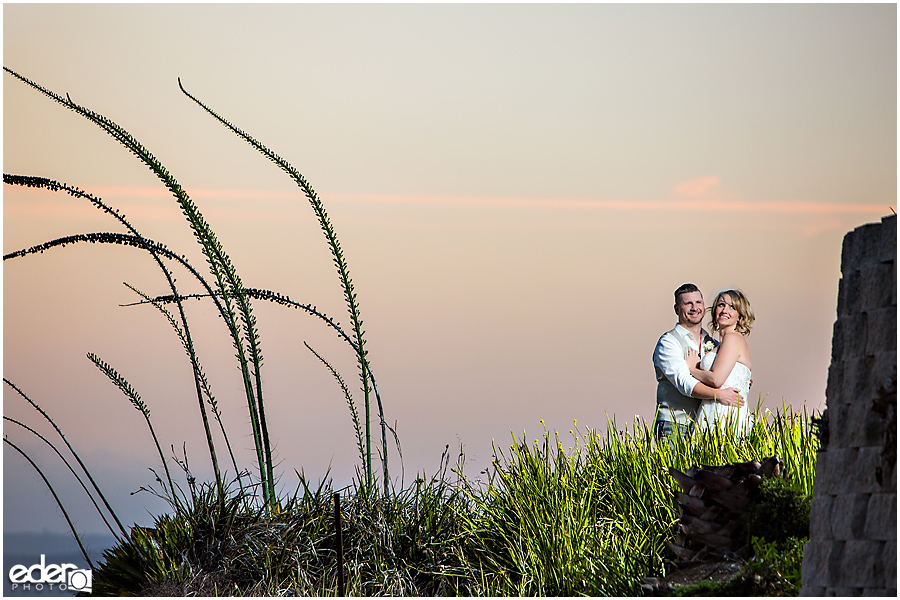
[
  {"left": 454, "top": 403, "right": 817, "bottom": 596},
  {"left": 87, "top": 405, "right": 817, "bottom": 595}
]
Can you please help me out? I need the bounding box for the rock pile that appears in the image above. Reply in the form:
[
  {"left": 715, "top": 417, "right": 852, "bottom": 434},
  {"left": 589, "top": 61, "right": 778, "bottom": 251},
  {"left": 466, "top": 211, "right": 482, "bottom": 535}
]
[
  {"left": 640, "top": 456, "right": 787, "bottom": 595},
  {"left": 666, "top": 456, "right": 786, "bottom": 562}
]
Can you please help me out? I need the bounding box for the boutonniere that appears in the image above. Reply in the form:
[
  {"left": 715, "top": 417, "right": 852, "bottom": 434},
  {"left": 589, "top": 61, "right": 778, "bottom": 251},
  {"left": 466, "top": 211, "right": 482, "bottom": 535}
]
[{"left": 703, "top": 338, "right": 717, "bottom": 354}]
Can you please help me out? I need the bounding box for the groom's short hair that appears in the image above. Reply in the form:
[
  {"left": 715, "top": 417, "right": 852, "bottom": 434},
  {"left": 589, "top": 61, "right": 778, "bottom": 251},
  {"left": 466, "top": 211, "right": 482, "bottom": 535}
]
[{"left": 674, "top": 283, "right": 702, "bottom": 305}]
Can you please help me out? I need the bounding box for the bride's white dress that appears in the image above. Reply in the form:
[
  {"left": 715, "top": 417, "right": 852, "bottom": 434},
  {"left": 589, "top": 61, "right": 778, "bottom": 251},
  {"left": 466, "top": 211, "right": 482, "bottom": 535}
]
[{"left": 697, "top": 350, "right": 752, "bottom": 435}]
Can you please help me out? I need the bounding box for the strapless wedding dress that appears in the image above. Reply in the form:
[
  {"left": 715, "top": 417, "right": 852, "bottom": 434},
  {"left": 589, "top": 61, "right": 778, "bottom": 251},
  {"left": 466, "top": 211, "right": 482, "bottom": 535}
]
[{"left": 697, "top": 350, "right": 752, "bottom": 435}]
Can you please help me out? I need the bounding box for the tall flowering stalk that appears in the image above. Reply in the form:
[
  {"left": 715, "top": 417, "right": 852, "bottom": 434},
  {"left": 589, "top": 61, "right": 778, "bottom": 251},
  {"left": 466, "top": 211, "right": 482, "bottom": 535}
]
[
  {"left": 4, "top": 67, "right": 272, "bottom": 506},
  {"left": 4, "top": 66, "right": 394, "bottom": 513},
  {"left": 177, "top": 79, "right": 389, "bottom": 491}
]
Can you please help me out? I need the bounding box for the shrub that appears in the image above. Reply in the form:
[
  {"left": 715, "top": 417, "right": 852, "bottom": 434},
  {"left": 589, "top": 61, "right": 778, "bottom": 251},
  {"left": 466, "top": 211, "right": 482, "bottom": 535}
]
[{"left": 748, "top": 476, "right": 811, "bottom": 546}]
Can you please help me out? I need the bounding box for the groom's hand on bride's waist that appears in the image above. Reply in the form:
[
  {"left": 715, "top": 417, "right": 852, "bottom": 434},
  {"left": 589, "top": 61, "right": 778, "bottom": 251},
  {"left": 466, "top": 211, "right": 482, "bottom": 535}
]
[{"left": 716, "top": 387, "right": 745, "bottom": 407}]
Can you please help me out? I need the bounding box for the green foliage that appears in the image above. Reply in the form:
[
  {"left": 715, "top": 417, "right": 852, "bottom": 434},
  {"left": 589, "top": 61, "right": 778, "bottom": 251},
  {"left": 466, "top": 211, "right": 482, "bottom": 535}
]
[
  {"left": 748, "top": 476, "right": 811, "bottom": 546},
  {"left": 673, "top": 536, "right": 806, "bottom": 596},
  {"left": 458, "top": 429, "right": 645, "bottom": 596},
  {"left": 746, "top": 535, "right": 806, "bottom": 593},
  {"left": 87, "top": 407, "right": 818, "bottom": 595},
  {"left": 94, "top": 459, "right": 475, "bottom": 596},
  {"left": 456, "top": 406, "right": 817, "bottom": 596}
]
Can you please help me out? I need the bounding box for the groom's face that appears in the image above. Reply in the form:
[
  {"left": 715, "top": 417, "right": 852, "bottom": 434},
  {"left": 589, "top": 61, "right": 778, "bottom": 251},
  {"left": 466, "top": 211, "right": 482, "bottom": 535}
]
[{"left": 675, "top": 291, "right": 705, "bottom": 327}]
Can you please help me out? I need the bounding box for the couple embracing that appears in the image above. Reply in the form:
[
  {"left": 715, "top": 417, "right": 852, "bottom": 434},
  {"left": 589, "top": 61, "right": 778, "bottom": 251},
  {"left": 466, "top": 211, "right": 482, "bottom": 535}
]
[{"left": 652, "top": 283, "right": 755, "bottom": 439}]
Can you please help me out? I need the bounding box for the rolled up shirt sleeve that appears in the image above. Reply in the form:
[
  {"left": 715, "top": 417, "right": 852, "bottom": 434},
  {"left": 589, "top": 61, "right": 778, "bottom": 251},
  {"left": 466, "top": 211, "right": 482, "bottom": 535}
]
[{"left": 653, "top": 332, "right": 701, "bottom": 398}]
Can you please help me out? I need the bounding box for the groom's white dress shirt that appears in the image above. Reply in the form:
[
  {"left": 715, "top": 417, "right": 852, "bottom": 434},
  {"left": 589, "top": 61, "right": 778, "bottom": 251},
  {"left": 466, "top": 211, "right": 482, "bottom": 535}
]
[{"left": 653, "top": 324, "right": 711, "bottom": 419}]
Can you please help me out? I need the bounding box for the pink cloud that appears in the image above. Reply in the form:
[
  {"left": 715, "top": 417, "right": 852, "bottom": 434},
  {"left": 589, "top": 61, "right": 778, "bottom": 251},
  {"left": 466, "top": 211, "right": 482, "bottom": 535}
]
[
  {"left": 4, "top": 184, "right": 892, "bottom": 219},
  {"left": 672, "top": 176, "right": 721, "bottom": 197}
]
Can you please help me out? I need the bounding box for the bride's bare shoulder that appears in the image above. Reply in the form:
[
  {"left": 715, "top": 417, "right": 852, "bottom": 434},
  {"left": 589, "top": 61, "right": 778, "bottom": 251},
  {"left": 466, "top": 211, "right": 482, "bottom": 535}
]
[{"left": 722, "top": 331, "right": 748, "bottom": 347}]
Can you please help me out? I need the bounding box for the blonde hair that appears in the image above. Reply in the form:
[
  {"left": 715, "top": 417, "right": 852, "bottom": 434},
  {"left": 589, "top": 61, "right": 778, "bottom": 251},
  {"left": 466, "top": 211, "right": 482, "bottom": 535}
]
[{"left": 709, "top": 289, "right": 755, "bottom": 335}]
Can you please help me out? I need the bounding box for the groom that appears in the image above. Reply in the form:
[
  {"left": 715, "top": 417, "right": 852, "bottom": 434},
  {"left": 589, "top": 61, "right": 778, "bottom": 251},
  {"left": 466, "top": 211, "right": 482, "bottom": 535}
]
[{"left": 652, "top": 283, "right": 744, "bottom": 439}]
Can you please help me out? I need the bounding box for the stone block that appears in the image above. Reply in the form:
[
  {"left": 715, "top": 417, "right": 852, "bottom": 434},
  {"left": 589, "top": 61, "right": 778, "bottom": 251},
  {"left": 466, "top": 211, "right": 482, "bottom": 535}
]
[
  {"left": 856, "top": 222, "right": 884, "bottom": 265},
  {"left": 826, "top": 540, "right": 846, "bottom": 588},
  {"left": 826, "top": 448, "right": 853, "bottom": 494},
  {"left": 812, "top": 451, "right": 835, "bottom": 495},
  {"left": 864, "top": 494, "right": 896, "bottom": 540},
  {"left": 880, "top": 539, "right": 896, "bottom": 583},
  {"left": 862, "top": 588, "right": 895, "bottom": 596},
  {"left": 891, "top": 263, "right": 897, "bottom": 308},
  {"left": 864, "top": 396, "right": 894, "bottom": 447},
  {"left": 833, "top": 400, "right": 889, "bottom": 448},
  {"left": 841, "top": 228, "right": 861, "bottom": 273},
  {"left": 859, "top": 263, "right": 896, "bottom": 312},
  {"left": 841, "top": 540, "right": 886, "bottom": 588},
  {"left": 831, "top": 447, "right": 884, "bottom": 494},
  {"left": 809, "top": 495, "right": 834, "bottom": 540},
  {"left": 829, "top": 319, "right": 846, "bottom": 364},
  {"left": 832, "top": 493, "right": 871, "bottom": 540},
  {"left": 838, "top": 313, "right": 870, "bottom": 360},
  {"left": 825, "top": 360, "right": 844, "bottom": 403},
  {"left": 800, "top": 586, "right": 826, "bottom": 596},
  {"left": 835, "top": 276, "right": 848, "bottom": 317},
  {"left": 835, "top": 355, "right": 875, "bottom": 408},
  {"left": 889, "top": 259, "right": 897, "bottom": 308},
  {"left": 874, "top": 352, "right": 898, "bottom": 392},
  {"left": 858, "top": 446, "right": 889, "bottom": 494},
  {"left": 878, "top": 462, "right": 896, "bottom": 492},
  {"left": 827, "top": 587, "right": 863, "bottom": 596},
  {"left": 829, "top": 403, "right": 851, "bottom": 447},
  {"left": 875, "top": 214, "right": 897, "bottom": 263},
  {"left": 857, "top": 444, "right": 896, "bottom": 493},
  {"left": 801, "top": 540, "right": 830, "bottom": 588},
  {"left": 852, "top": 218, "right": 896, "bottom": 267},
  {"left": 839, "top": 268, "right": 861, "bottom": 315},
  {"left": 866, "top": 307, "right": 897, "bottom": 356},
  {"left": 892, "top": 273, "right": 897, "bottom": 309}
]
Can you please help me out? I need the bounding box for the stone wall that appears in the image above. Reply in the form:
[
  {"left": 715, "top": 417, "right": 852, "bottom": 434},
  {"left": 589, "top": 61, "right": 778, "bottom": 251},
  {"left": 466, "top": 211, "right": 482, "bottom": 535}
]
[{"left": 801, "top": 214, "right": 896, "bottom": 596}]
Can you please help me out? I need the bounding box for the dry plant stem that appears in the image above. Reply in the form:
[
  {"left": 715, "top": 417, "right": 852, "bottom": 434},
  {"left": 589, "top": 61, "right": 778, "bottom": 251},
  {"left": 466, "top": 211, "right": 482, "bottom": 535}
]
[
  {"left": 177, "top": 79, "right": 386, "bottom": 491},
  {"left": 3, "top": 378, "right": 128, "bottom": 538},
  {"left": 3, "top": 225, "right": 386, "bottom": 496},
  {"left": 87, "top": 353, "right": 177, "bottom": 499},
  {"left": 124, "top": 287, "right": 386, "bottom": 416},
  {"left": 304, "top": 342, "right": 367, "bottom": 469},
  {"left": 3, "top": 417, "right": 122, "bottom": 541},
  {"left": 4, "top": 437, "right": 95, "bottom": 569},
  {"left": 2, "top": 228, "right": 366, "bottom": 401},
  {"left": 123, "top": 282, "right": 244, "bottom": 489},
  {"left": 0, "top": 168, "right": 224, "bottom": 495},
  {"left": 3, "top": 227, "right": 250, "bottom": 484},
  {"left": 3, "top": 224, "right": 362, "bottom": 381},
  {"left": 2, "top": 68, "right": 273, "bottom": 503},
  {"left": 4, "top": 69, "right": 402, "bottom": 541},
  {"left": 1, "top": 71, "right": 270, "bottom": 502}
]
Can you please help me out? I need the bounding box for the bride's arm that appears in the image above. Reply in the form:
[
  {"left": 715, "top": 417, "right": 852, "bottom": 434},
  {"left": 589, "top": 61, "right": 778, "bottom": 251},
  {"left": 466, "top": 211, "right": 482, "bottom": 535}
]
[
  {"left": 686, "top": 348, "right": 718, "bottom": 387},
  {"left": 700, "top": 333, "right": 742, "bottom": 388}
]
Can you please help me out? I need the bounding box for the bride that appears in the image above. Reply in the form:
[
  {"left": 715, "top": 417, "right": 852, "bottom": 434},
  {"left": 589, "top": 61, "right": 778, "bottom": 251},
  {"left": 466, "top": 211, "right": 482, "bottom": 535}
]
[{"left": 685, "top": 289, "right": 754, "bottom": 435}]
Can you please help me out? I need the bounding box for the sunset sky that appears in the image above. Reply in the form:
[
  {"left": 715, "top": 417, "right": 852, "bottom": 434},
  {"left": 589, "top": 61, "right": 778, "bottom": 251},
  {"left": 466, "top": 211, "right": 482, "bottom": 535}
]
[{"left": 3, "top": 3, "right": 896, "bottom": 535}]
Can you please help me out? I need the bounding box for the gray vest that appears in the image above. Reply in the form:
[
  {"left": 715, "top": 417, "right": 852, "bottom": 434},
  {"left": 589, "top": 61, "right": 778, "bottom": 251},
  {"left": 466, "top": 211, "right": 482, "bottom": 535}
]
[{"left": 655, "top": 327, "right": 701, "bottom": 423}]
